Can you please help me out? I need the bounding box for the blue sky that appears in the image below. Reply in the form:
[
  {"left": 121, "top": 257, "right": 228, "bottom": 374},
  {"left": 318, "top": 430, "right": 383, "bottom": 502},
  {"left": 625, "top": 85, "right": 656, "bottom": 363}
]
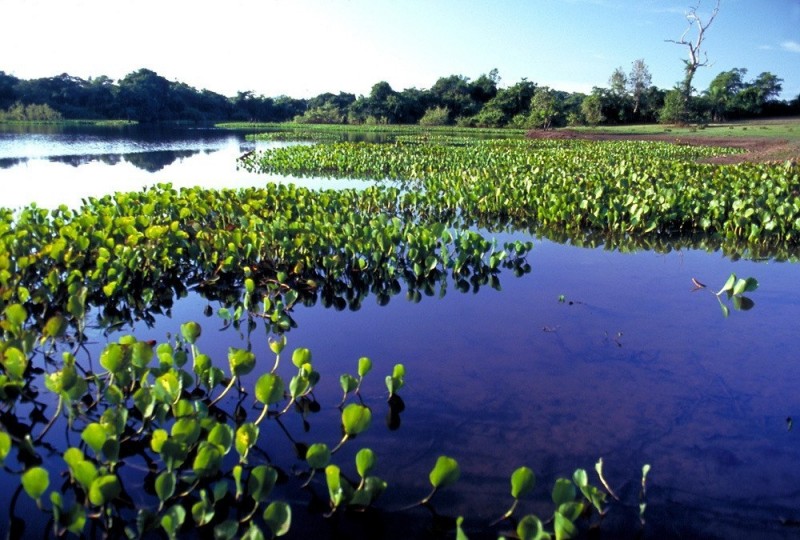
[{"left": 1, "top": 0, "right": 798, "bottom": 101}]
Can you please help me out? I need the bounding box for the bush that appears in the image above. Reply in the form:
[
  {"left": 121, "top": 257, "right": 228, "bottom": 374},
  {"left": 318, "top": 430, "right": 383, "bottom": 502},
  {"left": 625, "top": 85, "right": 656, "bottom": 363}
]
[{"left": 419, "top": 106, "right": 451, "bottom": 126}]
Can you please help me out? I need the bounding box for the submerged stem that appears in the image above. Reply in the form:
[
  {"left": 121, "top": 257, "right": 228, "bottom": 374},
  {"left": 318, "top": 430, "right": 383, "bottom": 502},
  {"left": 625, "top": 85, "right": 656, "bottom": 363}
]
[
  {"left": 34, "top": 394, "right": 63, "bottom": 443},
  {"left": 490, "top": 498, "right": 519, "bottom": 526},
  {"left": 330, "top": 434, "right": 349, "bottom": 454}
]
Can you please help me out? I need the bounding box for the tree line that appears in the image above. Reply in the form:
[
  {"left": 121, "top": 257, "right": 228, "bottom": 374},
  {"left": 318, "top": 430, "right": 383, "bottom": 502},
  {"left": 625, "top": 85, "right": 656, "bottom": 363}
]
[{"left": 0, "top": 65, "right": 797, "bottom": 127}]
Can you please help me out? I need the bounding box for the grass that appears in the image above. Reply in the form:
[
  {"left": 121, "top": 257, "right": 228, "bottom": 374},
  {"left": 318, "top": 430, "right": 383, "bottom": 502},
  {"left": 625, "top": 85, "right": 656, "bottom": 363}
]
[{"left": 570, "top": 116, "right": 800, "bottom": 140}]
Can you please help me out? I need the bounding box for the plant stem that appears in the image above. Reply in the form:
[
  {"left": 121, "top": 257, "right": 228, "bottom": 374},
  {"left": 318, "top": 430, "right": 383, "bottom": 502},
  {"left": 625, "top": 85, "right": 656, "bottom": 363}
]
[
  {"left": 254, "top": 404, "right": 269, "bottom": 426},
  {"left": 208, "top": 376, "right": 236, "bottom": 408},
  {"left": 34, "top": 394, "right": 63, "bottom": 443}
]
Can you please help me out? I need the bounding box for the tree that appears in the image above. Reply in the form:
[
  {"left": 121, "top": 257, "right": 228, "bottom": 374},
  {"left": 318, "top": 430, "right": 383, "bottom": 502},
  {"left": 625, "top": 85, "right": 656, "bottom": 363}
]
[
  {"left": 628, "top": 59, "right": 653, "bottom": 116},
  {"left": 704, "top": 68, "right": 747, "bottom": 121},
  {"left": 581, "top": 91, "right": 605, "bottom": 126},
  {"left": 666, "top": 0, "right": 721, "bottom": 99},
  {"left": 418, "top": 106, "right": 450, "bottom": 126},
  {"left": 528, "top": 87, "right": 560, "bottom": 130},
  {"left": 659, "top": 88, "right": 689, "bottom": 124}
]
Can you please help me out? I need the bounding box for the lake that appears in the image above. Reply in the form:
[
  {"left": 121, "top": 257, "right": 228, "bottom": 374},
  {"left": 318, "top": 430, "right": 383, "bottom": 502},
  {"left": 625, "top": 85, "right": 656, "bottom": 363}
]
[{"left": 2, "top": 125, "right": 800, "bottom": 539}]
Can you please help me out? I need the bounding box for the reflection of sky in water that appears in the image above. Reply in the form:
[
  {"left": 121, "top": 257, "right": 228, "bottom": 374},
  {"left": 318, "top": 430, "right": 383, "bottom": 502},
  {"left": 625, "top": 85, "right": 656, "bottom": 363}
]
[
  {"left": 66, "top": 238, "right": 800, "bottom": 538},
  {"left": 0, "top": 134, "right": 373, "bottom": 209}
]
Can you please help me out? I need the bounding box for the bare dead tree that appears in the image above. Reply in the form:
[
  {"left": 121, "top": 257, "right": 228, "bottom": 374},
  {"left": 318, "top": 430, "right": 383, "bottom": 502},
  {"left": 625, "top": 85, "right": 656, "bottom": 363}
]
[{"left": 665, "top": 0, "right": 721, "bottom": 98}]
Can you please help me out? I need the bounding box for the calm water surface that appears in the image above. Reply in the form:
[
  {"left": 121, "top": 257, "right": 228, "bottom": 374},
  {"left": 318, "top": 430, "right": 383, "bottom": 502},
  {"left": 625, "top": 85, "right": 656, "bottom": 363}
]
[{"left": 2, "top": 126, "right": 800, "bottom": 539}]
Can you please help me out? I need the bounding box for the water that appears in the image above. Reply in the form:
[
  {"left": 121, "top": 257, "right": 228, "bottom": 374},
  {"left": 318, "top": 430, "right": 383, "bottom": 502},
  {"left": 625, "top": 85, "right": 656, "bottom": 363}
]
[
  {"left": 2, "top": 126, "right": 800, "bottom": 539},
  {"left": 0, "top": 124, "right": 369, "bottom": 209}
]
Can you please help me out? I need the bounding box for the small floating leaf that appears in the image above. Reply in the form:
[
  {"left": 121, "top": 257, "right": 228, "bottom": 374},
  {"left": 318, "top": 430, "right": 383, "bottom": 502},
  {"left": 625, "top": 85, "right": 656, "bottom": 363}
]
[
  {"left": 255, "top": 373, "right": 284, "bottom": 405},
  {"left": 552, "top": 478, "right": 576, "bottom": 506},
  {"left": 247, "top": 465, "right": 278, "bottom": 502},
  {"left": 356, "top": 448, "right": 376, "bottom": 479},
  {"left": 342, "top": 404, "right": 372, "bottom": 436},
  {"left": 263, "top": 501, "right": 292, "bottom": 537},
  {"left": 21, "top": 466, "right": 49, "bottom": 500},
  {"left": 228, "top": 348, "right": 256, "bottom": 377},
  {"left": 291, "top": 347, "right": 312, "bottom": 368},
  {"left": 517, "top": 514, "right": 548, "bottom": 540},
  {"left": 429, "top": 455, "right": 460, "bottom": 490},
  {"left": 306, "top": 443, "right": 332, "bottom": 469},
  {"left": 357, "top": 356, "right": 372, "bottom": 377},
  {"left": 155, "top": 471, "right": 176, "bottom": 502},
  {"left": 511, "top": 466, "right": 536, "bottom": 499},
  {"left": 88, "top": 474, "right": 121, "bottom": 506},
  {"left": 180, "top": 321, "right": 202, "bottom": 344}
]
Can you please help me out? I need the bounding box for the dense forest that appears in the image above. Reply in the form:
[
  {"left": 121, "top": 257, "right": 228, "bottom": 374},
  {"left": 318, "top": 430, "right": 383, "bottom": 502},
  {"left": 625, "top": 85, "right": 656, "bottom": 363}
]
[{"left": 0, "top": 65, "right": 798, "bottom": 127}]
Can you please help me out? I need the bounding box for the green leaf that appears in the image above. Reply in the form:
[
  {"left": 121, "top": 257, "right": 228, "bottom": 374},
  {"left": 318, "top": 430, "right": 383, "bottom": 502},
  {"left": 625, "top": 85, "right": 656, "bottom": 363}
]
[
  {"left": 356, "top": 448, "right": 376, "bottom": 479},
  {"left": 719, "top": 273, "right": 736, "bottom": 294},
  {"left": 429, "top": 455, "right": 460, "bottom": 490},
  {"left": 247, "top": 465, "right": 278, "bottom": 502},
  {"left": 228, "top": 347, "right": 256, "bottom": 377},
  {"left": 155, "top": 471, "right": 176, "bottom": 502},
  {"left": 558, "top": 501, "right": 584, "bottom": 521},
  {"left": 291, "top": 347, "right": 312, "bottom": 368},
  {"left": 81, "top": 422, "right": 108, "bottom": 454},
  {"left": 21, "top": 466, "right": 49, "bottom": 500},
  {"left": 263, "top": 501, "right": 292, "bottom": 537},
  {"left": 161, "top": 504, "right": 186, "bottom": 539},
  {"left": 208, "top": 423, "right": 234, "bottom": 453},
  {"left": 572, "top": 468, "right": 588, "bottom": 488},
  {"left": 193, "top": 443, "right": 223, "bottom": 478},
  {"left": 554, "top": 511, "right": 578, "bottom": 540},
  {"left": 552, "top": 478, "right": 576, "bottom": 506},
  {"left": 42, "top": 314, "right": 67, "bottom": 340},
  {"left": 268, "top": 335, "right": 286, "bottom": 354},
  {"left": 155, "top": 371, "right": 182, "bottom": 404},
  {"left": 88, "top": 474, "right": 121, "bottom": 506},
  {"left": 456, "top": 516, "right": 469, "bottom": 540},
  {"left": 306, "top": 443, "right": 331, "bottom": 469},
  {"left": 180, "top": 321, "right": 202, "bottom": 344},
  {"left": 72, "top": 459, "right": 99, "bottom": 490},
  {"left": 511, "top": 466, "right": 536, "bottom": 499},
  {"left": 0, "top": 431, "right": 11, "bottom": 463},
  {"left": 342, "top": 403, "right": 372, "bottom": 436},
  {"left": 340, "top": 374, "right": 357, "bottom": 394},
  {"left": 357, "top": 356, "right": 372, "bottom": 377},
  {"left": 235, "top": 423, "right": 259, "bottom": 461},
  {"left": 4, "top": 304, "right": 27, "bottom": 328},
  {"left": 517, "top": 514, "right": 549, "bottom": 540},
  {"left": 214, "top": 519, "right": 239, "bottom": 540},
  {"left": 254, "top": 373, "right": 284, "bottom": 405}
]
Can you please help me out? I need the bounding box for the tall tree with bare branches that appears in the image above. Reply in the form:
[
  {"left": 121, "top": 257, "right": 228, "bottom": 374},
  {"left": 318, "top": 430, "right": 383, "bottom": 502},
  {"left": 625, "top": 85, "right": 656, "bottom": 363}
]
[{"left": 666, "top": 0, "right": 721, "bottom": 99}]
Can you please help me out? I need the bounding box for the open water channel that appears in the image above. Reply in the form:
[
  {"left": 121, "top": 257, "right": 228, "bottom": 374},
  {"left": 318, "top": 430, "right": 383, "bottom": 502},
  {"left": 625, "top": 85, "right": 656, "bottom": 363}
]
[{"left": 1, "top": 125, "right": 800, "bottom": 538}]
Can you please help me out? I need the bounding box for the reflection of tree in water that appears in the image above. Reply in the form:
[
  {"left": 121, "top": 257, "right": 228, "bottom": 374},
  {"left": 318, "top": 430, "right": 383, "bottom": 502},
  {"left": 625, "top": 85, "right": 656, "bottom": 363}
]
[
  {"left": 123, "top": 149, "right": 199, "bottom": 172},
  {"left": 0, "top": 157, "right": 27, "bottom": 169},
  {"left": 41, "top": 150, "right": 200, "bottom": 171}
]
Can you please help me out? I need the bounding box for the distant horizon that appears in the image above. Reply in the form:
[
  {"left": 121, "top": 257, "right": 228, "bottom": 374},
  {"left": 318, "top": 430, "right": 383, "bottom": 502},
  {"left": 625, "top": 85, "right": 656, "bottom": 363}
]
[{"left": 1, "top": 0, "right": 798, "bottom": 101}]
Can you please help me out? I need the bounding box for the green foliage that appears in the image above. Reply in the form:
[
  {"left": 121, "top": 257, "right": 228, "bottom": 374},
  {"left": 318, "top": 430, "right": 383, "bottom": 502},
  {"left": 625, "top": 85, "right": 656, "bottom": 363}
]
[{"left": 419, "top": 106, "right": 451, "bottom": 126}]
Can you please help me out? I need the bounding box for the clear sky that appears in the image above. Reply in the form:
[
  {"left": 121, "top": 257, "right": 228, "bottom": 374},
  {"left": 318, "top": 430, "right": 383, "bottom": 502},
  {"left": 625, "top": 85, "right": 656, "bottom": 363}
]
[{"left": 1, "top": 0, "right": 798, "bottom": 101}]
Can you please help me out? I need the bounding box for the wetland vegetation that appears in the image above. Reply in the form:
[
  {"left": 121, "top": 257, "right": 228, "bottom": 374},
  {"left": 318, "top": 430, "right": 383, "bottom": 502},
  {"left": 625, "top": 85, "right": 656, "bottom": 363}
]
[{"left": 2, "top": 123, "right": 800, "bottom": 539}]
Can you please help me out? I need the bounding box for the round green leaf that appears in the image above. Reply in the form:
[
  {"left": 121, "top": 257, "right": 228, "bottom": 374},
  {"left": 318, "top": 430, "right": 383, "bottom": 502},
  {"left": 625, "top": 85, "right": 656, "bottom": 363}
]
[
  {"left": 429, "top": 455, "right": 460, "bottom": 490},
  {"left": 254, "top": 373, "right": 284, "bottom": 405},
  {"left": 355, "top": 448, "right": 376, "bottom": 478},
  {"left": 552, "top": 477, "right": 576, "bottom": 506},
  {"left": 305, "top": 443, "right": 331, "bottom": 469},
  {"left": 342, "top": 404, "right": 372, "bottom": 436},
  {"left": 291, "top": 347, "right": 312, "bottom": 368},
  {"left": 88, "top": 474, "right": 121, "bottom": 506},
  {"left": 21, "top": 466, "right": 49, "bottom": 500},
  {"left": 155, "top": 471, "right": 176, "bottom": 502},
  {"left": 193, "top": 443, "right": 223, "bottom": 478},
  {"left": 511, "top": 466, "right": 536, "bottom": 499},
  {"left": 180, "top": 321, "right": 202, "bottom": 344},
  {"left": 81, "top": 422, "right": 108, "bottom": 454},
  {"left": 263, "top": 501, "right": 291, "bottom": 537},
  {"left": 357, "top": 357, "right": 372, "bottom": 377},
  {"left": 228, "top": 348, "right": 256, "bottom": 377},
  {"left": 517, "top": 514, "right": 547, "bottom": 540},
  {"left": 247, "top": 465, "right": 278, "bottom": 502},
  {"left": 0, "top": 431, "right": 11, "bottom": 463}
]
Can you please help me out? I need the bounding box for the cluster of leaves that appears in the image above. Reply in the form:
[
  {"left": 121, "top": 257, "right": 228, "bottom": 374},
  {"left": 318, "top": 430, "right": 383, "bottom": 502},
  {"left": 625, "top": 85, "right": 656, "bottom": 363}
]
[
  {"left": 0, "top": 180, "right": 532, "bottom": 340},
  {"left": 244, "top": 138, "right": 800, "bottom": 250},
  {"left": 0, "top": 310, "right": 421, "bottom": 537}
]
